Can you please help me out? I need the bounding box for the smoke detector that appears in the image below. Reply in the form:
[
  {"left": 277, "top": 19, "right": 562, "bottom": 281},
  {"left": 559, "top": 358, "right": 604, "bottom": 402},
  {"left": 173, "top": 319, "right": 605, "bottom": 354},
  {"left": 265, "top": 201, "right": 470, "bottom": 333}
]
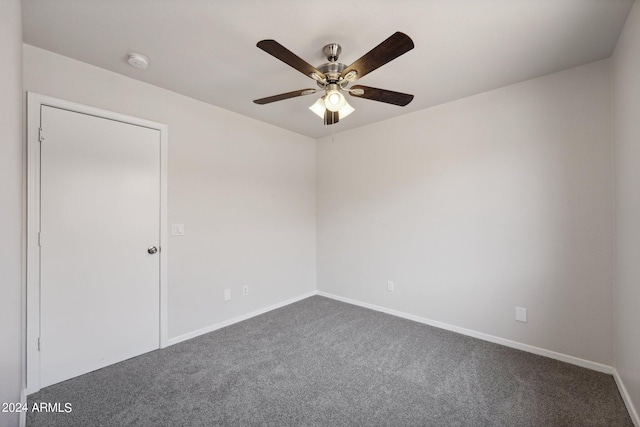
[{"left": 127, "top": 52, "right": 149, "bottom": 69}]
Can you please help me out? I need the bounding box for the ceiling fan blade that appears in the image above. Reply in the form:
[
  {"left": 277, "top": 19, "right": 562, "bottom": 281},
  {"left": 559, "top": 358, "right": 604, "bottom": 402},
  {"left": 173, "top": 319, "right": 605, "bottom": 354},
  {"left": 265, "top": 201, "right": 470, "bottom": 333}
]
[
  {"left": 349, "top": 85, "right": 414, "bottom": 106},
  {"left": 253, "top": 89, "right": 318, "bottom": 105},
  {"left": 341, "top": 32, "right": 414, "bottom": 81},
  {"left": 257, "top": 40, "right": 326, "bottom": 81},
  {"left": 324, "top": 110, "right": 339, "bottom": 125}
]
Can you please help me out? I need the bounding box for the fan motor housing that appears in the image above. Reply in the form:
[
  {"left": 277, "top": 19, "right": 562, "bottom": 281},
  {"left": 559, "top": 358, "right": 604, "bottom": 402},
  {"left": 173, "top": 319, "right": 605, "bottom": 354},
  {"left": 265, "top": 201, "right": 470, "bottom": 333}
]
[
  {"left": 318, "top": 62, "right": 346, "bottom": 84},
  {"left": 317, "top": 43, "right": 346, "bottom": 86}
]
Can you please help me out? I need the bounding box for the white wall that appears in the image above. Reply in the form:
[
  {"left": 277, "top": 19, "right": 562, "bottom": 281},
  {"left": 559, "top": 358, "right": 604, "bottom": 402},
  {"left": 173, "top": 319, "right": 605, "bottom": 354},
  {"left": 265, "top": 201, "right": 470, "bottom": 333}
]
[
  {"left": 0, "top": 1, "right": 23, "bottom": 427},
  {"left": 23, "top": 45, "right": 316, "bottom": 340},
  {"left": 612, "top": 0, "right": 640, "bottom": 421},
  {"left": 317, "top": 60, "right": 614, "bottom": 366}
]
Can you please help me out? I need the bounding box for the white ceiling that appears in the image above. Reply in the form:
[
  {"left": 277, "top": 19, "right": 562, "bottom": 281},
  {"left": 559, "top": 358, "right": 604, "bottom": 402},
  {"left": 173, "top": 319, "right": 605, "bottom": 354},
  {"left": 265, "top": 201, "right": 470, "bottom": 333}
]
[{"left": 22, "top": 0, "right": 633, "bottom": 139}]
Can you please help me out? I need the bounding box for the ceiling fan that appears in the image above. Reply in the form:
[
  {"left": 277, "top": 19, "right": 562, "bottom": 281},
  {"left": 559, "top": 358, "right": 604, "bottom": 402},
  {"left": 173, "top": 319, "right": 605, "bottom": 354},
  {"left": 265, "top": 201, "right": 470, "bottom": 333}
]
[{"left": 253, "top": 32, "right": 415, "bottom": 125}]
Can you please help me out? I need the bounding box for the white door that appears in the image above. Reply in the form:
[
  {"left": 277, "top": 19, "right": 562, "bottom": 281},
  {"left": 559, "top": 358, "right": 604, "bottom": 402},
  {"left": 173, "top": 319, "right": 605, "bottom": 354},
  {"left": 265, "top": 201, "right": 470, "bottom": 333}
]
[{"left": 39, "top": 105, "right": 161, "bottom": 388}]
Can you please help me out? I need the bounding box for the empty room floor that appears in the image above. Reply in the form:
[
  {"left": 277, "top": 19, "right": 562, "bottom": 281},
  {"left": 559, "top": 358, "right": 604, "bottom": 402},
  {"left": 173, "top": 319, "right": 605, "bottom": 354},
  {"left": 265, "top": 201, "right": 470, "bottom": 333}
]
[{"left": 27, "top": 296, "right": 632, "bottom": 426}]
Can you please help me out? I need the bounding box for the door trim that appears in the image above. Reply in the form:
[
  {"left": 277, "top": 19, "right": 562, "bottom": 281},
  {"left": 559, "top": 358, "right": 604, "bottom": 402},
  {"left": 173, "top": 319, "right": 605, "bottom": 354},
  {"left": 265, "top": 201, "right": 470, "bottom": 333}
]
[{"left": 26, "top": 92, "right": 169, "bottom": 394}]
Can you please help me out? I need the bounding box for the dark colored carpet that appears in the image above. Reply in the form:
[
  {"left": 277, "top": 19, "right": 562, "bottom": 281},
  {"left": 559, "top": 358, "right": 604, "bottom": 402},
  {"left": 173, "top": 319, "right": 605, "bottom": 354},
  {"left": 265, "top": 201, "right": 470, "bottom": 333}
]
[{"left": 27, "top": 296, "right": 632, "bottom": 426}]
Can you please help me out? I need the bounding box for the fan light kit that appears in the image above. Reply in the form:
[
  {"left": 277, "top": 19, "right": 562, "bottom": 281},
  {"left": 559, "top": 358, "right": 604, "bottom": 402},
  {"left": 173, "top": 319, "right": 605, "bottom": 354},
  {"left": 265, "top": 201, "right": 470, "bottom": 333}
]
[{"left": 254, "top": 32, "right": 415, "bottom": 125}]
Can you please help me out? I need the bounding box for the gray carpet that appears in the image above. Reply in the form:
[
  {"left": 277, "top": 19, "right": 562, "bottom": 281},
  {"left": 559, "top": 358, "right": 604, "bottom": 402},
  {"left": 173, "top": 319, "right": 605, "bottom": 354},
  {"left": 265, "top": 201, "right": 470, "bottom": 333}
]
[{"left": 27, "top": 296, "right": 632, "bottom": 426}]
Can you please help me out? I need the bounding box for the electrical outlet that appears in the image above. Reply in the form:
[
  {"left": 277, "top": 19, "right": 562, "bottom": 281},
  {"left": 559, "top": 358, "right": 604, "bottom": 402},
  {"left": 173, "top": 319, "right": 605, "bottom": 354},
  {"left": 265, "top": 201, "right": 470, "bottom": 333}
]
[
  {"left": 224, "top": 289, "right": 231, "bottom": 301},
  {"left": 242, "top": 285, "right": 249, "bottom": 296},
  {"left": 387, "top": 280, "right": 395, "bottom": 292},
  {"left": 516, "top": 307, "right": 527, "bottom": 323}
]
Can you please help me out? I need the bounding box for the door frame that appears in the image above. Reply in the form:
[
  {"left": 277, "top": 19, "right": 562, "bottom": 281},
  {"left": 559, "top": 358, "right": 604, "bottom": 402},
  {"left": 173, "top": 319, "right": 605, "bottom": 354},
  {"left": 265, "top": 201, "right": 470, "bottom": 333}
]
[{"left": 26, "top": 92, "right": 169, "bottom": 394}]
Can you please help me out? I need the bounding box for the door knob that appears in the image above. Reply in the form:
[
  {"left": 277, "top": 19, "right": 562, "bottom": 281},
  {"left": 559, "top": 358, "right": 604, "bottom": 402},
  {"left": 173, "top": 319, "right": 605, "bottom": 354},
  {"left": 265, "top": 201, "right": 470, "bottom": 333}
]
[{"left": 147, "top": 246, "right": 158, "bottom": 254}]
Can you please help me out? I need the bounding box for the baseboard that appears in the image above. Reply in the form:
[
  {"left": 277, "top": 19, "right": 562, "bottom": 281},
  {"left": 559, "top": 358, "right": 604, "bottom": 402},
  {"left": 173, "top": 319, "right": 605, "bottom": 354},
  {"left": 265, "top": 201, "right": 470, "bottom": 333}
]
[
  {"left": 166, "top": 290, "right": 317, "bottom": 347},
  {"left": 614, "top": 369, "right": 640, "bottom": 426},
  {"left": 316, "top": 291, "right": 613, "bottom": 375},
  {"left": 19, "top": 388, "right": 27, "bottom": 427}
]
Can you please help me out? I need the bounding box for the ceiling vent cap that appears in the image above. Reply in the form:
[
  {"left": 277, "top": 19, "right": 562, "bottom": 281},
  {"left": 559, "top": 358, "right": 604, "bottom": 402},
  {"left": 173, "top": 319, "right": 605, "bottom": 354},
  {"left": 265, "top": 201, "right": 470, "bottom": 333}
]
[{"left": 127, "top": 52, "right": 149, "bottom": 69}]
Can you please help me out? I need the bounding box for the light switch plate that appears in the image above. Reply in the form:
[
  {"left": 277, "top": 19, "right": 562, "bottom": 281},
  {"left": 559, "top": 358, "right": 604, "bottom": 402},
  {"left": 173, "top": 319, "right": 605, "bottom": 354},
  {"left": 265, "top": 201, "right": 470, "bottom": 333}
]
[{"left": 171, "top": 224, "right": 185, "bottom": 236}]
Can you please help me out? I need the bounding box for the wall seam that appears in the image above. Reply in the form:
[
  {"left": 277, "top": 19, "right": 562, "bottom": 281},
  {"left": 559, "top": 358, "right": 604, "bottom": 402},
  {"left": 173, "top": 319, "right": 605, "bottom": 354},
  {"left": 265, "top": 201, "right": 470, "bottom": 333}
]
[{"left": 608, "top": 55, "right": 618, "bottom": 370}]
